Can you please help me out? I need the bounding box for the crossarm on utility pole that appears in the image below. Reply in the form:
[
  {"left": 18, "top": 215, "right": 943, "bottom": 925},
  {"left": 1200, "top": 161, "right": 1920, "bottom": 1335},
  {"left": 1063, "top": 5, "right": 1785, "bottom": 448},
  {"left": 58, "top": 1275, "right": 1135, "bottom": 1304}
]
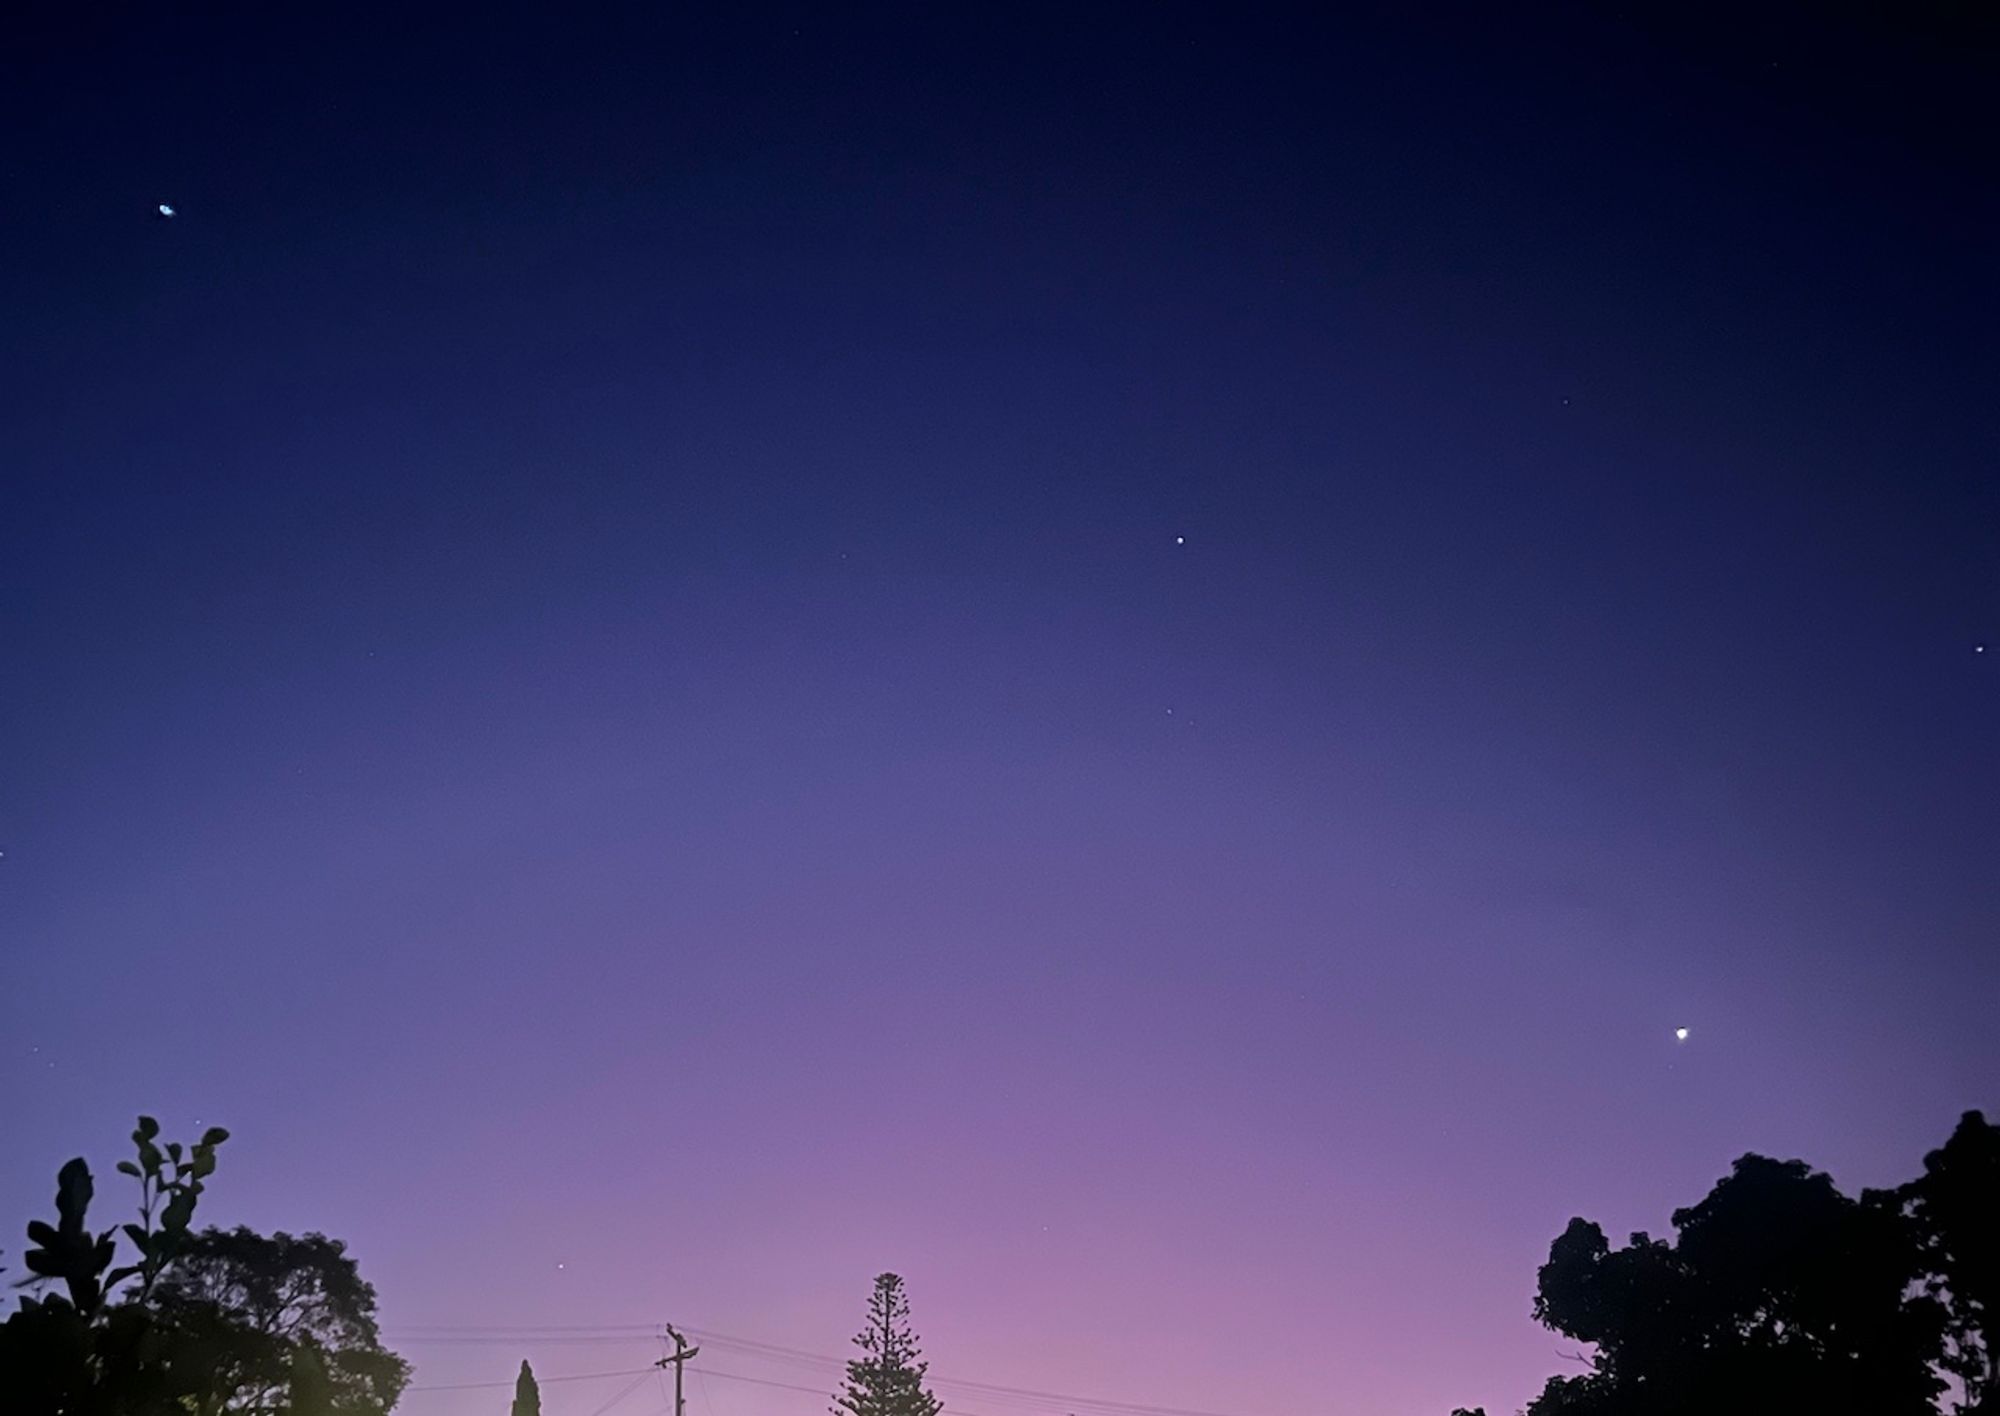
[{"left": 656, "top": 1324, "right": 702, "bottom": 1416}]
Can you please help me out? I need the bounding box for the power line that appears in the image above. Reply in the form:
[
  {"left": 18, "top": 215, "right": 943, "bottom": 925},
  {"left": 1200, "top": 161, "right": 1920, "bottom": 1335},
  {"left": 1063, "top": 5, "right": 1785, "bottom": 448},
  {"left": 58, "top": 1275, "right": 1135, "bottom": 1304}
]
[
  {"left": 582, "top": 1372, "right": 661, "bottom": 1416},
  {"left": 392, "top": 1320, "right": 1264, "bottom": 1416},
  {"left": 703, "top": 1368, "right": 1006, "bottom": 1416},
  {"left": 401, "top": 1335, "right": 661, "bottom": 1346},
  {"left": 679, "top": 1333, "right": 1115, "bottom": 1412},
  {"left": 703, "top": 1370, "right": 833, "bottom": 1397},
  {"left": 409, "top": 1366, "right": 658, "bottom": 1393},
  {"left": 406, "top": 1360, "right": 992, "bottom": 1416},
  {"left": 684, "top": 1342, "right": 1054, "bottom": 1414},
  {"left": 400, "top": 1323, "right": 663, "bottom": 1332}
]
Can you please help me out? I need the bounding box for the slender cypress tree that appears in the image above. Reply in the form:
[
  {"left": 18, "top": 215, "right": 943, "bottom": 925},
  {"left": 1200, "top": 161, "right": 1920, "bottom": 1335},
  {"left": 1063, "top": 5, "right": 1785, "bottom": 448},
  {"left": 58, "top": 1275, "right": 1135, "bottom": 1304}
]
[
  {"left": 512, "top": 1359, "right": 542, "bottom": 1416},
  {"left": 832, "top": 1274, "right": 943, "bottom": 1416}
]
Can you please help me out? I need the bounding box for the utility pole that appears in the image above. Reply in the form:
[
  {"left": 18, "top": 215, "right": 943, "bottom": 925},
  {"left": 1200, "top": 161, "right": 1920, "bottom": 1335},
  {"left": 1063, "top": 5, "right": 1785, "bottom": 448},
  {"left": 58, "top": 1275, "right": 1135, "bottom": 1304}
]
[{"left": 657, "top": 1324, "right": 700, "bottom": 1416}]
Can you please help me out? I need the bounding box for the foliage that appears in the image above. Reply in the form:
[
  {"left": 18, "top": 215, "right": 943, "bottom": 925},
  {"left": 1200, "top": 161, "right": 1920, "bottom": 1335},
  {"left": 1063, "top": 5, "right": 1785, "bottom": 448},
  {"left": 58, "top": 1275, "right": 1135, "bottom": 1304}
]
[
  {"left": 19, "top": 1156, "right": 114, "bottom": 1315},
  {"left": 289, "top": 1342, "right": 338, "bottom": 1416},
  {"left": 148, "top": 1226, "right": 411, "bottom": 1416},
  {"left": 1522, "top": 1154, "right": 1945, "bottom": 1416},
  {"left": 14, "top": 1117, "right": 228, "bottom": 1318},
  {"left": 3, "top": 1117, "right": 230, "bottom": 1415},
  {"left": 115, "top": 1115, "right": 232, "bottom": 1300},
  {"left": 4, "top": 1116, "right": 405, "bottom": 1416},
  {"left": 833, "top": 1273, "right": 943, "bottom": 1416},
  {"left": 513, "top": 1358, "right": 543, "bottom": 1416},
  {"left": 1900, "top": 1111, "right": 2000, "bottom": 1413}
]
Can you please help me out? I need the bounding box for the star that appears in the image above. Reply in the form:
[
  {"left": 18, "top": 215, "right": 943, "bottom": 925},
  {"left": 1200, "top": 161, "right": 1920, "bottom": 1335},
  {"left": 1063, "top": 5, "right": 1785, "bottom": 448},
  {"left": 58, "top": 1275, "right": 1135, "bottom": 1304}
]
[
  {"left": 156, "top": 203, "right": 175, "bottom": 218},
  {"left": 1175, "top": 535, "right": 1185, "bottom": 545},
  {"left": 1674, "top": 1027, "right": 1689, "bottom": 1042}
]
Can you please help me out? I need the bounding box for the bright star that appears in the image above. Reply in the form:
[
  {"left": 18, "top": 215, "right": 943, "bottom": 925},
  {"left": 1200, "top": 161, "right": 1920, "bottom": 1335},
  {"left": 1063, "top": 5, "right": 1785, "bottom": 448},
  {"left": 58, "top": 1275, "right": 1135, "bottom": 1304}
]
[
  {"left": 1674, "top": 1027, "right": 1689, "bottom": 1042},
  {"left": 157, "top": 203, "right": 175, "bottom": 218}
]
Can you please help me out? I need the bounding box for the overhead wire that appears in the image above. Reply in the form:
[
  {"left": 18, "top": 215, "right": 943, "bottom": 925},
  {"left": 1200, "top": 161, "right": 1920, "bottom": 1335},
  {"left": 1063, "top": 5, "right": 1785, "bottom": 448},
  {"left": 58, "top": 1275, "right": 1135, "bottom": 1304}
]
[
  {"left": 408, "top": 1366, "right": 658, "bottom": 1393},
  {"left": 392, "top": 1319, "right": 1264, "bottom": 1416},
  {"left": 580, "top": 1371, "right": 659, "bottom": 1416},
  {"left": 680, "top": 1332, "right": 1143, "bottom": 1413}
]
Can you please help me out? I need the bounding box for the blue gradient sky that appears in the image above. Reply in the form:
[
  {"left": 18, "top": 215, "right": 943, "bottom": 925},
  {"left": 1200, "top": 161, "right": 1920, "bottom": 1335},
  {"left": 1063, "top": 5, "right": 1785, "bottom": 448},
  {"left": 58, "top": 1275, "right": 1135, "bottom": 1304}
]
[{"left": 3, "top": 7, "right": 1992, "bottom": 1415}]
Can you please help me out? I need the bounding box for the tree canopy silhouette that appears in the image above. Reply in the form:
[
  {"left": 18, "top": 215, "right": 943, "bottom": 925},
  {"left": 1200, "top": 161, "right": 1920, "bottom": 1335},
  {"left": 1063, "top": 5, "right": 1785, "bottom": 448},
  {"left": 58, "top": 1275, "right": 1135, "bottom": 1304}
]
[
  {"left": 150, "top": 1226, "right": 410, "bottom": 1416},
  {"left": 1520, "top": 1153, "right": 1947, "bottom": 1416},
  {"left": 833, "top": 1273, "right": 943, "bottom": 1416},
  {"left": 1900, "top": 1111, "right": 2000, "bottom": 1414}
]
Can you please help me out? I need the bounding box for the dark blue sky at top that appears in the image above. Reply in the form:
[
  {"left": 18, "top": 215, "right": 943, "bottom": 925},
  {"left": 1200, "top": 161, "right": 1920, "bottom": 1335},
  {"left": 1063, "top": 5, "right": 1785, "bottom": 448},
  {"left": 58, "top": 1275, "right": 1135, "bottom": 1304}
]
[{"left": 1, "top": 6, "right": 1993, "bottom": 1414}]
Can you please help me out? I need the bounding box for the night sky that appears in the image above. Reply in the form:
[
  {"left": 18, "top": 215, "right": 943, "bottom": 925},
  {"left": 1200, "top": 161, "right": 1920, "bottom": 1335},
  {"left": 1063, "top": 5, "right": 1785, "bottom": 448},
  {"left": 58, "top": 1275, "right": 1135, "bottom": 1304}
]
[{"left": 2, "top": 6, "right": 1993, "bottom": 1416}]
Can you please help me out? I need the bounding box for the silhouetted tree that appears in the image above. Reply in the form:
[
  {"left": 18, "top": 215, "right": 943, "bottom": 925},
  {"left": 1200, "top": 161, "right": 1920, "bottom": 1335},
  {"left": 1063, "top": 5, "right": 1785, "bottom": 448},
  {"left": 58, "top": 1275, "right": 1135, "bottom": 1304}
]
[
  {"left": 3, "top": 1118, "right": 406, "bottom": 1416},
  {"left": 1900, "top": 1111, "right": 2000, "bottom": 1413},
  {"left": 513, "top": 1358, "right": 543, "bottom": 1416},
  {"left": 12, "top": 1116, "right": 228, "bottom": 1317},
  {"left": 833, "top": 1274, "right": 943, "bottom": 1416},
  {"left": 1, "top": 1117, "right": 229, "bottom": 1416},
  {"left": 1523, "top": 1154, "right": 1946, "bottom": 1416},
  {"left": 150, "top": 1226, "right": 410, "bottom": 1416}
]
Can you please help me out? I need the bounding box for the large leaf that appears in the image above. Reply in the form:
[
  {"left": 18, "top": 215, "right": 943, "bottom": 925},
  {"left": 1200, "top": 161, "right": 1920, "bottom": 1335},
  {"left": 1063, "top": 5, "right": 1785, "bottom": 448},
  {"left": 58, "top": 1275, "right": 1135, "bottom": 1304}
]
[
  {"left": 159, "top": 1188, "right": 198, "bottom": 1235},
  {"left": 55, "top": 1159, "right": 94, "bottom": 1227}
]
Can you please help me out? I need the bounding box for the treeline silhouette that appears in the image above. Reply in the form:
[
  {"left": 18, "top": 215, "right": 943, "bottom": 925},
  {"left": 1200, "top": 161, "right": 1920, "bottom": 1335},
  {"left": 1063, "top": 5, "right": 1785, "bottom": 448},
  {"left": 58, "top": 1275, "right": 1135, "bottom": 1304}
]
[
  {"left": 4, "top": 1112, "right": 1993, "bottom": 1415},
  {"left": 1452, "top": 1110, "right": 1997, "bottom": 1416}
]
